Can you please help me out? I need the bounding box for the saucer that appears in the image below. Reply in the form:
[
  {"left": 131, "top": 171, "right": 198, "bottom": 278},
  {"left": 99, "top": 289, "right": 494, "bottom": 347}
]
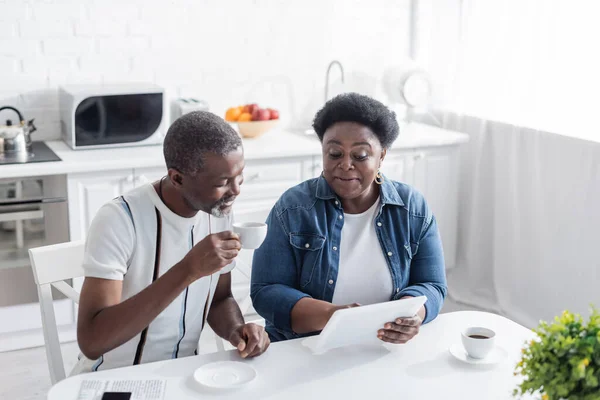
[
  {"left": 193, "top": 361, "right": 257, "bottom": 389},
  {"left": 449, "top": 343, "right": 508, "bottom": 365}
]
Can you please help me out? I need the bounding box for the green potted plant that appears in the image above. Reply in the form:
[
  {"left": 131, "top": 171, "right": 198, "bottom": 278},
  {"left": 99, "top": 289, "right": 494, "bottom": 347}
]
[{"left": 514, "top": 308, "right": 600, "bottom": 400}]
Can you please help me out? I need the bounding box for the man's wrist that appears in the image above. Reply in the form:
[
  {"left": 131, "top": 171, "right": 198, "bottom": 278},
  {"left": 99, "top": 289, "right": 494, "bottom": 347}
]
[{"left": 176, "top": 259, "right": 200, "bottom": 285}]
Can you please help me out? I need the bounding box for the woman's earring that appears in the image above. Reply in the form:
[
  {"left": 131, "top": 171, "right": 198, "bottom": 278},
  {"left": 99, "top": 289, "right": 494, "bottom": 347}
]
[{"left": 375, "top": 170, "right": 384, "bottom": 185}]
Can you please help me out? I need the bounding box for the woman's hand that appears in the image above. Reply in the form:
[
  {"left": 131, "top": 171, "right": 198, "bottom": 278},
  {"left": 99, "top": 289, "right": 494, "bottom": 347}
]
[{"left": 377, "top": 314, "right": 423, "bottom": 344}]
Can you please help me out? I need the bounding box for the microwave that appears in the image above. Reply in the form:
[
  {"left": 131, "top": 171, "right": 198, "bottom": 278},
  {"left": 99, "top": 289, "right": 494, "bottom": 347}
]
[{"left": 59, "top": 83, "right": 168, "bottom": 150}]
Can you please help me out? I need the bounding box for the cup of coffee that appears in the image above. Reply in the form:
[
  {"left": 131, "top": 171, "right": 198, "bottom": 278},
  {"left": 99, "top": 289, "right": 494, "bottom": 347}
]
[
  {"left": 461, "top": 327, "right": 496, "bottom": 359},
  {"left": 232, "top": 222, "right": 268, "bottom": 250}
]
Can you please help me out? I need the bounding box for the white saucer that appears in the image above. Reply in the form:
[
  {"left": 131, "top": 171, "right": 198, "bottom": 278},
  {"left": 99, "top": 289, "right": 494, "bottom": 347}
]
[
  {"left": 193, "top": 361, "right": 257, "bottom": 389},
  {"left": 449, "top": 343, "right": 508, "bottom": 365}
]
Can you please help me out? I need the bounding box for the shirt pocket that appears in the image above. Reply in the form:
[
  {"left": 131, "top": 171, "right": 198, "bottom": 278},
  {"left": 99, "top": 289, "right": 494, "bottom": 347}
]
[{"left": 290, "top": 233, "right": 326, "bottom": 288}]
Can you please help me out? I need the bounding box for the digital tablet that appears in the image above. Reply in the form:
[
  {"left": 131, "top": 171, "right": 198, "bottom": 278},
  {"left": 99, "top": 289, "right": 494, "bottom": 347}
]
[{"left": 303, "top": 296, "right": 427, "bottom": 354}]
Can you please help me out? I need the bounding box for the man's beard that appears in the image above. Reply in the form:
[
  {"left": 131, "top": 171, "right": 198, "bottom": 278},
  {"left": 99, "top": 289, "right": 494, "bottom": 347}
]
[
  {"left": 209, "top": 196, "right": 235, "bottom": 218},
  {"left": 182, "top": 195, "right": 235, "bottom": 218}
]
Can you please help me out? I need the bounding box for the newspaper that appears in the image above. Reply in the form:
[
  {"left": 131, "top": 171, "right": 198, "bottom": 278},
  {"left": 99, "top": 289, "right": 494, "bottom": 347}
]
[{"left": 77, "top": 379, "right": 166, "bottom": 400}]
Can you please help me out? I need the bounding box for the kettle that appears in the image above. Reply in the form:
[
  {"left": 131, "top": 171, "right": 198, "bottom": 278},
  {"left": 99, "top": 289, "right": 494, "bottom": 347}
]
[{"left": 0, "top": 106, "right": 37, "bottom": 154}]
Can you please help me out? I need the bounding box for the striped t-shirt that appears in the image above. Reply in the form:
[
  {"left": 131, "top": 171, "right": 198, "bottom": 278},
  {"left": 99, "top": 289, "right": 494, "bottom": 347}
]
[{"left": 73, "top": 183, "right": 234, "bottom": 373}]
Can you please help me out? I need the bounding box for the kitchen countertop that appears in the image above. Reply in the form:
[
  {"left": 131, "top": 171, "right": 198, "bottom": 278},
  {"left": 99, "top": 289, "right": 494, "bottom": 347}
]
[{"left": 0, "top": 123, "right": 468, "bottom": 180}]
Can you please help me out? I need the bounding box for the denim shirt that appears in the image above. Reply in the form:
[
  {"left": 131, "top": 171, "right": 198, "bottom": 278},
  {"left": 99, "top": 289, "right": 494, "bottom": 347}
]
[{"left": 250, "top": 175, "right": 447, "bottom": 342}]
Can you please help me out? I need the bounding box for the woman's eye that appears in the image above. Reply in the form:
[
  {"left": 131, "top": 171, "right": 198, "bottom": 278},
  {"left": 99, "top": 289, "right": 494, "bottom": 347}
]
[
  {"left": 328, "top": 152, "right": 342, "bottom": 159},
  {"left": 354, "top": 153, "right": 369, "bottom": 161}
]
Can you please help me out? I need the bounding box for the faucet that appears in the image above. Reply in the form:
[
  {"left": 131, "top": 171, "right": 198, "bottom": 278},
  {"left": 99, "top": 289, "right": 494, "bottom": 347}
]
[{"left": 325, "top": 60, "right": 345, "bottom": 103}]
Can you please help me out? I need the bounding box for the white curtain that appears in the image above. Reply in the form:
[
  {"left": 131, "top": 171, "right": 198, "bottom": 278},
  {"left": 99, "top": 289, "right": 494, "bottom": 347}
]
[
  {"left": 424, "top": 0, "right": 600, "bottom": 327},
  {"left": 441, "top": 113, "right": 600, "bottom": 328}
]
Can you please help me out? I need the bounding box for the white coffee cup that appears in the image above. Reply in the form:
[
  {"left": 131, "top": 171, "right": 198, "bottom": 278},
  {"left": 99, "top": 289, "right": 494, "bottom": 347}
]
[
  {"left": 461, "top": 327, "right": 496, "bottom": 359},
  {"left": 232, "top": 222, "right": 268, "bottom": 249}
]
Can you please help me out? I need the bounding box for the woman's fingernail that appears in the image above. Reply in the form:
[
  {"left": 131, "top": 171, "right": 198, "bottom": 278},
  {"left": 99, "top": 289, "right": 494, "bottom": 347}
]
[{"left": 385, "top": 323, "right": 391, "bottom": 329}]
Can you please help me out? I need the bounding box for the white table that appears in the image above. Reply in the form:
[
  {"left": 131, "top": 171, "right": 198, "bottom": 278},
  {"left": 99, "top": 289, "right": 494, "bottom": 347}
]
[{"left": 49, "top": 311, "right": 536, "bottom": 400}]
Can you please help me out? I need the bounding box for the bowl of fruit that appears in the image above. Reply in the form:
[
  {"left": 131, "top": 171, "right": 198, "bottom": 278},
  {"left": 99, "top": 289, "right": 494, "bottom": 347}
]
[{"left": 225, "top": 103, "right": 280, "bottom": 139}]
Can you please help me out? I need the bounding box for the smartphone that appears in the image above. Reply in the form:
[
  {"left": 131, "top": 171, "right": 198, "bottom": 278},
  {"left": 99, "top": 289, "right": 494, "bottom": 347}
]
[{"left": 101, "top": 393, "right": 132, "bottom": 400}]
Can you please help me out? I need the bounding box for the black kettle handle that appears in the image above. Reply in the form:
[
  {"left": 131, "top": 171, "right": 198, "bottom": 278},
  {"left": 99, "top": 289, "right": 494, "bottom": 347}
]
[{"left": 0, "top": 106, "right": 25, "bottom": 123}]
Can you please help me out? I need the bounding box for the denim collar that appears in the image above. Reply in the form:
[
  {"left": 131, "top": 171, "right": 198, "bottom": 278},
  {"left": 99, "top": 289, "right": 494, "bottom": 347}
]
[{"left": 315, "top": 175, "right": 404, "bottom": 206}]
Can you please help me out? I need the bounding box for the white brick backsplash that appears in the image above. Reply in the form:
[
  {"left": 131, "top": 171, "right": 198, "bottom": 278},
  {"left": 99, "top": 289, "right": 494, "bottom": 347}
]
[
  {"left": 0, "top": 3, "right": 30, "bottom": 21},
  {"left": 95, "top": 37, "right": 149, "bottom": 55},
  {"left": 19, "top": 89, "right": 59, "bottom": 109},
  {"left": 0, "top": 72, "right": 48, "bottom": 92},
  {"left": 0, "top": 39, "right": 41, "bottom": 56},
  {"left": 0, "top": 56, "right": 19, "bottom": 75},
  {"left": 61, "top": 70, "right": 103, "bottom": 85},
  {"left": 119, "top": 69, "right": 155, "bottom": 84},
  {"left": 0, "top": 21, "right": 17, "bottom": 38},
  {"left": 17, "top": 108, "right": 59, "bottom": 127},
  {"left": 88, "top": 3, "right": 140, "bottom": 21},
  {"left": 19, "top": 20, "right": 73, "bottom": 39},
  {"left": 32, "top": 3, "right": 86, "bottom": 21},
  {"left": 75, "top": 19, "right": 127, "bottom": 37},
  {"left": 43, "top": 38, "right": 93, "bottom": 56},
  {"left": 22, "top": 56, "right": 76, "bottom": 82},
  {"left": 31, "top": 120, "right": 61, "bottom": 141},
  {"left": 128, "top": 20, "right": 167, "bottom": 36},
  {"left": 0, "top": 0, "right": 411, "bottom": 141},
  {"left": 79, "top": 55, "right": 130, "bottom": 76},
  {"left": 0, "top": 92, "right": 24, "bottom": 109}
]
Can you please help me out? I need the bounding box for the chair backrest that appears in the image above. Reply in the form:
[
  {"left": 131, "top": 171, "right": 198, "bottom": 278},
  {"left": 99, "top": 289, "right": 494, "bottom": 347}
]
[{"left": 29, "top": 240, "right": 85, "bottom": 384}]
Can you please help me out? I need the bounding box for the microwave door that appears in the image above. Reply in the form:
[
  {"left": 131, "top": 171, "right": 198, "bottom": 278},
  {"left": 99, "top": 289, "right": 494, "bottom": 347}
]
[
  {"left": 75, "top": 97, "right": 108, "bottom": 142},
  {"left": 97, "top": 98, "right": 107, "bottom": 138}
]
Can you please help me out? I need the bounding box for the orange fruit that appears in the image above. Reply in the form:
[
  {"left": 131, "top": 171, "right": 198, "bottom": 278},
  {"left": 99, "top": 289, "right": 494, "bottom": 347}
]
[
  {"left": 225, "top": 107, "right": 242, "bottom": 122},
  {"left": 238, "top": 112, "right": 252, "bottom": 122}
]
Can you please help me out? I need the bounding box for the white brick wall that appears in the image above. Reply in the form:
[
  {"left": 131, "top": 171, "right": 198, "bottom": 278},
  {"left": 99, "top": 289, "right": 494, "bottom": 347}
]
[{"left": 0, "top": 0, "right": 411, "bottom": 141}]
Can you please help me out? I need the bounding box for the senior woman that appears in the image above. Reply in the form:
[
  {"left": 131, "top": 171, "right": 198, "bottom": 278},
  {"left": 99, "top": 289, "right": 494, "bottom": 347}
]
[{"left": 250, "top": 93, "right": 447, "bottom": 344}]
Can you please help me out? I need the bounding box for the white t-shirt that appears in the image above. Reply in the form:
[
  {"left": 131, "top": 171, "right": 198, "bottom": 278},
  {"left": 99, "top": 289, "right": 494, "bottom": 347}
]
[
  {"left": 332, "top": 197, "right": 393, "bottom": 306},
  {"left": 73, "top": 184, "right": 235, "bottom": 373}
]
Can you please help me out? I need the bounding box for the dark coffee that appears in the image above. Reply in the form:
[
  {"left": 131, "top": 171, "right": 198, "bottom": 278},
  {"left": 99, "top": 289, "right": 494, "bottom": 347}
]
[{"left": 468, "top": 334, "right": 489, "bottom": 339}]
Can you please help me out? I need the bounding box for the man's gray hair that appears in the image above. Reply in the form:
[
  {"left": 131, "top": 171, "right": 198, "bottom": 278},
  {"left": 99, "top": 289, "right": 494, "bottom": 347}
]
[{"left": 163, "top": 111, "right": 242, "bottom": 175}]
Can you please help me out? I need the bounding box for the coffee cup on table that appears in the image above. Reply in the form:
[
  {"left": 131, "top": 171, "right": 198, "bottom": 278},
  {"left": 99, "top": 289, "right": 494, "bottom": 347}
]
[
  {"left": 461, "top": 327, "right": 496, "bottom": 359},
  {"left": 232, "top": 222, "right": 267, "bottom": 249}
]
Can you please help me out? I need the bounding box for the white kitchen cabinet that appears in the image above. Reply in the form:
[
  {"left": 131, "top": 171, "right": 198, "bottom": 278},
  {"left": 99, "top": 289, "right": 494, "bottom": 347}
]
[
  {"left": 133, "top": 167, "right": 167, "bottom": 186},
  {"left": 410, "top": 147, "right": 460, "bottom": 270},
  {"left": 67, "top": 169, "right": 136, "bottom": 242},
  {"left": 229, "top": 157, "right": 306, "bottom": 317},
  {"left": 380, "top": 152, "right": 412, "bottom": 184}
]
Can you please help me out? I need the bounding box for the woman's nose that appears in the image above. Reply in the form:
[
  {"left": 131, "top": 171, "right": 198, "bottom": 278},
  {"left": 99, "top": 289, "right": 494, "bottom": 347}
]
[{"left": 338, "top": 156, "right": 353, "bottom": 170}]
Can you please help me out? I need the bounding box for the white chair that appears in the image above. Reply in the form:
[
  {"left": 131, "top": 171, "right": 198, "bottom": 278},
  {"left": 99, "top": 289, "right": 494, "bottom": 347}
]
[
  {"left": 29, "top": 240, "right": 85, "bottom": 384},
  {"left": 30, "top": 240, "right": 258, "bottom": 382}
]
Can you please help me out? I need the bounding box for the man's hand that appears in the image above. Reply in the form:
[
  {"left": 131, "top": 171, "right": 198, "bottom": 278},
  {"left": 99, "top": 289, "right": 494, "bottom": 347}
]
[
  {"left": 228, "top": 323, "right": 270, "bottom": 358},
  {"left": 377, "top": 314, "right": 423, "bottom": 344},
  {"left": 180, "top": 231, "right": 241, "bottom": 281}
]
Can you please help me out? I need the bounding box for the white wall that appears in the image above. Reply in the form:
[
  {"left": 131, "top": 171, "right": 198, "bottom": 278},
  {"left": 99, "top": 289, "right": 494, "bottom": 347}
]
[{"left": 0, "top": 0, "right": 411, "bottom": 141}]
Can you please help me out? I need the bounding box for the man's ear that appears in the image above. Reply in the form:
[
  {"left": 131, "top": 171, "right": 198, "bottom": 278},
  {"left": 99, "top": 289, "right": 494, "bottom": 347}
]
[{"left": 167, "top": 169, "right": 184, "bottom": 188}]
